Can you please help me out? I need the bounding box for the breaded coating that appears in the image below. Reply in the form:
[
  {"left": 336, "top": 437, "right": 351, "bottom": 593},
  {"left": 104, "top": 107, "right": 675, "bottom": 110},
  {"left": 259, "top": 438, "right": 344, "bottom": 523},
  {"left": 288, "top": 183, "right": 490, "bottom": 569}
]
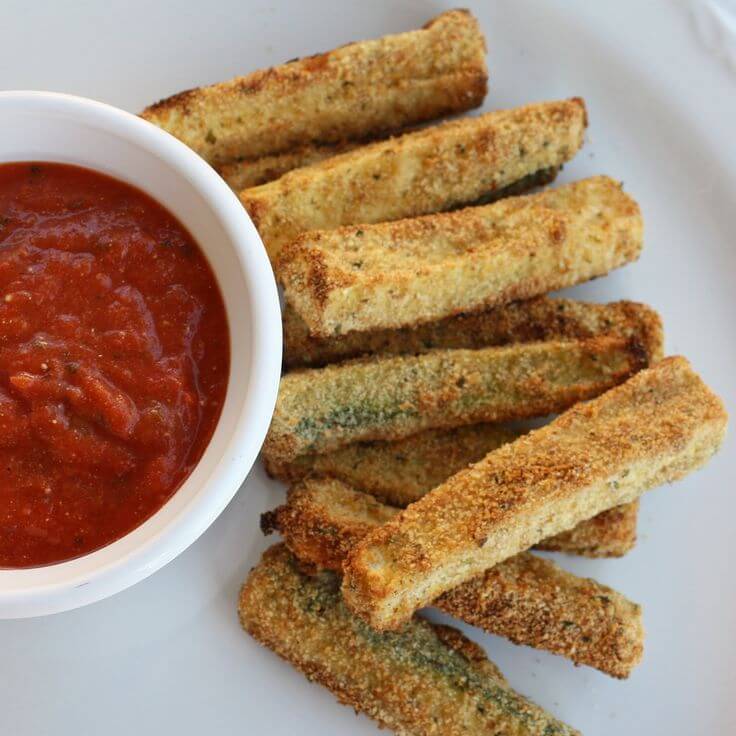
[
  {"left": 219, "top": 138, "right": 557, "bottom": 194},
  {"left": 264, "top": 424, "right": 519, "bottom": 506},
  {"left": 342, "top": 357, "right": 728, "bottom": 629},
  {"left": 283, "top": 296, "right": 663, "bottom": 371},
  {"left": 241, "top": 98, "right": 587, "bottom": 259},
  {"left": 539, "top": 501, "right": 639, "bottom": 557},
  {"left": 261, "top": 478, "right": 644, "bottom": 678},
  {"left": 239, "top": 544, "right": 579, "bottom": 735},
  {"left": 278, "top": 177, "right": 641, "bottom": 337},
  {"left": 463, "top": 166, "right": 560, "bottom": 205},
  {"left": 437, "top": 555, "right": 642, "bottom": 679},
  {"left": 260, "top": 477, "right": 400, "bottom": 571},
  {"left": 263, "top": 336, "right": 647, "bottom": 463},
  {"left": 263, "top": 423, "right": 639, "bottom": 557},
  {"left": 141, "top": 10, "right": 487, "bottom": 166},
  {"left": 216, "top": 139, "right": 364, "bottom": 191}
]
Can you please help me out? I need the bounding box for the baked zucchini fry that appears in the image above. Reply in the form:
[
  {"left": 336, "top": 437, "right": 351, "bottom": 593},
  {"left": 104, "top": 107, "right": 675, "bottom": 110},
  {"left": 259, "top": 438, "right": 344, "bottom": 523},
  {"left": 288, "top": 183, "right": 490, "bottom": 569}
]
[
  {"left": 278, "top": 176, "right": 641, "bottom": 337},
  {"left": 219, "top": 140, "right": 557, "bottom": 194},
  {"left": 264, "top": 424, "right": 518, "bottom": 506},
  {"left": 261, "top": 478, "right": 644, "bottom": 678},
  {"left": 342, "top": 357, "right": 728, "bottom": 629},
  {"left": 263, "top": 336, "right": 647, "bottom": 463},
  {"left": 539, "top": 500, "right": 639, "bottom": 557},
  {"left": 264, "top": 424, "right": 639, "bottom": 557},
  {"left": 141, "top": 9, "right": 487, "bottom": 166},
  {"left": 242, "top": 98, "right": 587, "bottom": 259},
  {"left": 282, "top": 296, "right": 663, "bottom": 370},
  {"left": 217, "top": 139, "right": 364, "bottom": 191},
  {"left": 239, "top": 544, "right": 579, "bottom": 735}
]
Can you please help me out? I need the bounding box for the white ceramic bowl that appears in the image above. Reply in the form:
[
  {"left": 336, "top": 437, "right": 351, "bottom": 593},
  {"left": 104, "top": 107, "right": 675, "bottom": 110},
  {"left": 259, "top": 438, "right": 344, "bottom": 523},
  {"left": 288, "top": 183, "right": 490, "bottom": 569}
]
[{"left": 0, "top": 90, "right": 282, "bottom": 618}]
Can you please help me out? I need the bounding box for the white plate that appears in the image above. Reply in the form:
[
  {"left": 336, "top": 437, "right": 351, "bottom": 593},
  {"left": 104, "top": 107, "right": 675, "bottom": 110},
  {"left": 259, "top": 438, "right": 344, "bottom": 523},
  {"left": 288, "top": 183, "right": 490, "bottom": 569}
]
[{"left": 0, "top": 1, "right": 734, "bottom": 733}]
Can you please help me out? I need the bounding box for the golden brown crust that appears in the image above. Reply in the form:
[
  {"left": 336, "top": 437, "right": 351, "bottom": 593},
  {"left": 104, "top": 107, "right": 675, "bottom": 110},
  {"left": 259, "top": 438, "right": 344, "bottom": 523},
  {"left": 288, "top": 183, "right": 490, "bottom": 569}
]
[
  {"left": 216, "top": 139, "right": 366, "bottom": 190},
  {"left": 342, "top": 357, "right": 728, "bottom": 629},
  {"left": 263, "top": 478, "right": 644, "bottom": 678},
  {"left": 217, "top": 126, "right": 438, "bottom": 190},
  {"left": 241, "top": 98, "right": 587, "bottom": 259},
  {"left": 263, "top": 424, "right": 519, "bottom": 506},
  {"left": 277, "top": 177, "right": 643, "bottom": 337},
  {"left": 429, "top": 623, "right": 507, "bottom": 682},
  {"left": 239, "top": 544, "right": 579, "bottom": 735},
  {"left": 261, "top": 478, "right": 398, "bottom": 571},
  {"left": 263, "top": 423, "right": 640, "bottom": 557},
  {"left": 538, "top": 501, "right": 639, "bottom": 557},
  {"left": 282, "top": 296, "right": 663, "bottom": 371},
  {"left": 142, "top": 10, "right": 487, "bottom": 165},
  {"left": 436, "top": 555, "right": 643, "bottom": 679},
  {"left": 263, "top": 336, "right": 648, "bottom": 464}
]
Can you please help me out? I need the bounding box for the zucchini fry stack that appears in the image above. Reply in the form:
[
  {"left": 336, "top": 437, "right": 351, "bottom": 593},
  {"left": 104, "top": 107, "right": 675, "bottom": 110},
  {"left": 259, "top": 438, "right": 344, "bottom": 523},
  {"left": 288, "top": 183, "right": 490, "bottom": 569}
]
[
  {"left": 260, "top": 477, "right": 644, "bottom": 678},
  {"left": 340, "top": 357, "right": 726, "bottom": 629},
  {"left": 145, "top": 9, "right": 728, "bottom": 736},
  {"left": 276, "top": 176, "right": 640, "bottom": 335},
  {"left": 263, "top": 425, "right": 641, "bottom": 558},
  {"left": 243, "top": 98, "right": 585, "bottom": 259}
]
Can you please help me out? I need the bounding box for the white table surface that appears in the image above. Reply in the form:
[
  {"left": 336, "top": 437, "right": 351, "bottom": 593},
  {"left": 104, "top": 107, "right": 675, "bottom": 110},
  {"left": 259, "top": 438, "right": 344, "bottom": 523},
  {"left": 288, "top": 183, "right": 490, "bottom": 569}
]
[{"left": 1, "top": 1, "right": 734, "bottom": 734}]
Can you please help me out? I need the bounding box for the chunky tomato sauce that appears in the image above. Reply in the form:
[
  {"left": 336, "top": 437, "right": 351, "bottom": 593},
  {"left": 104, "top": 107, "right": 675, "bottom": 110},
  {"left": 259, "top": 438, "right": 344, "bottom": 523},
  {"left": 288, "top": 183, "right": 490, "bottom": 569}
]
[{"left": 0, "top": 162, "right": 229, "bottom": 567}]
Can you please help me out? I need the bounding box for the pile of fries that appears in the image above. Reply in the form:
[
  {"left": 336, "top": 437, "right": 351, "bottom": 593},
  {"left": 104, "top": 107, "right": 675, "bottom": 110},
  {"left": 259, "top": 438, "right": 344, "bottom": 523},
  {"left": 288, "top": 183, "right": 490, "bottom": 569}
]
[{"left": 143, "top": 10, "right": 728, "bottom": 735}]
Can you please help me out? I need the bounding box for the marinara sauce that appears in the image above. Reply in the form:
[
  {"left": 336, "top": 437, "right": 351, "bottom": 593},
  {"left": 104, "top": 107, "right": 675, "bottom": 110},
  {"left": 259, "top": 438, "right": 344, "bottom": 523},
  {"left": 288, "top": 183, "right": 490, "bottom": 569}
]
[{"left": 0, "top": 162, "right": 229, "bottom": 567}]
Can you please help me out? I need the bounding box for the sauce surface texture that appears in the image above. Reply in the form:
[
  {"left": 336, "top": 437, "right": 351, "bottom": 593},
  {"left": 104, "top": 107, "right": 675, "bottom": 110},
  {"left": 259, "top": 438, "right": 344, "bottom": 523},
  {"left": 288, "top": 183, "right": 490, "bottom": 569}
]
[{"left": 0, "top": 162, "right": 229, "bottom": 567}]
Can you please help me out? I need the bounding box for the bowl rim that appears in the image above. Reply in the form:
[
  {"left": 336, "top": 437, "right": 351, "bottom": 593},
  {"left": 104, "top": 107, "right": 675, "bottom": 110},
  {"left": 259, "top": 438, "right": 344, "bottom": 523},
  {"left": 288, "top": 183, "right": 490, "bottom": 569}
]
[{"left": 0, "top": 90, "right": 282, "bottom": 616}]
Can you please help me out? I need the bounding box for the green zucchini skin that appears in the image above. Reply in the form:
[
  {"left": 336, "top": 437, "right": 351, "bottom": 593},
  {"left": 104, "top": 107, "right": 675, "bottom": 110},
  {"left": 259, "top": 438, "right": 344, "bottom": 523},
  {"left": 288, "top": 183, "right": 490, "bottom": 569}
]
[
  {"left": 239, "top": 544, "right": 579, "bottom": 736},
  {"left": 264, "top": 336, "right": 647, "bottom": 463}
]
